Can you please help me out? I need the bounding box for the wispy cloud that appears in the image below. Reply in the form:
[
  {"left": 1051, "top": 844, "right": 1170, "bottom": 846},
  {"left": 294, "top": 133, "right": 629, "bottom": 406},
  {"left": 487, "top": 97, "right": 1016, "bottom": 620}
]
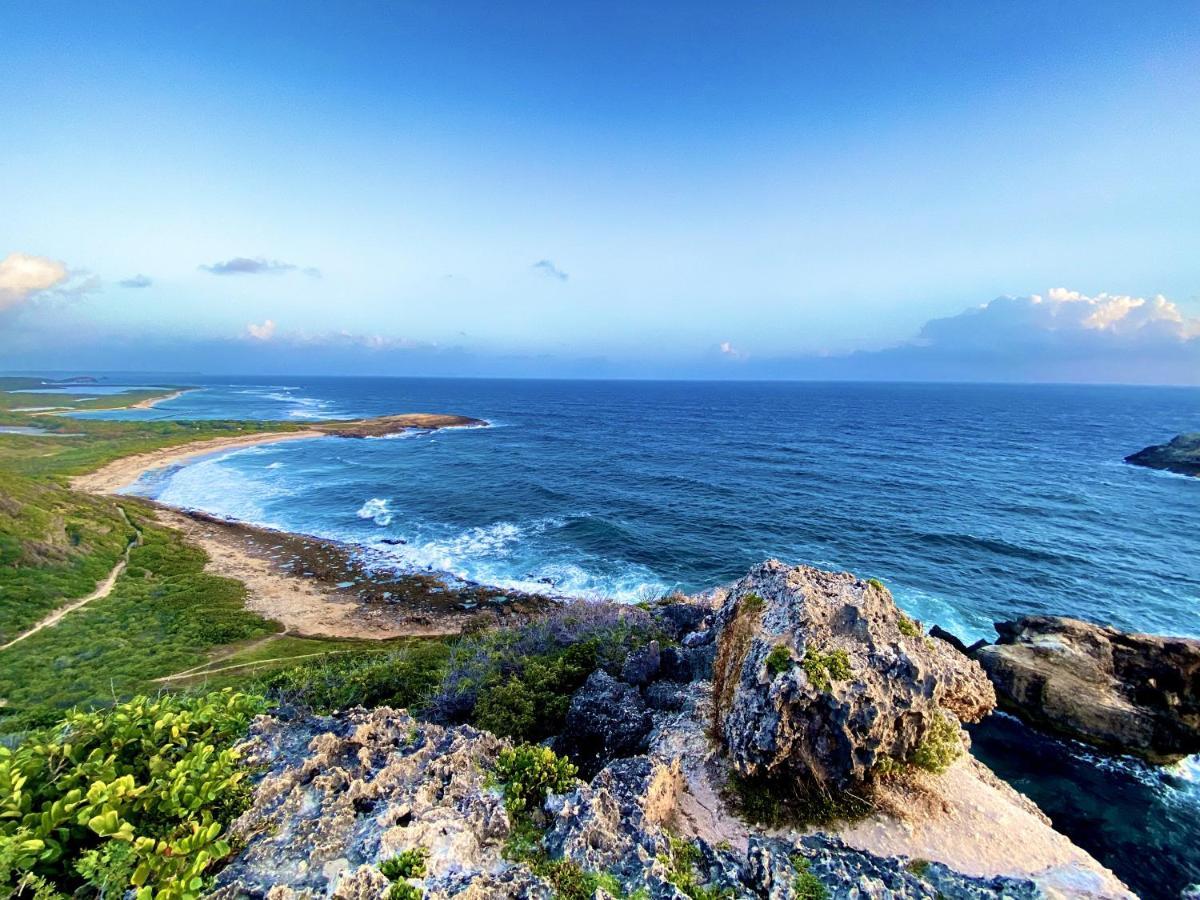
[
  {"left": 242, "top": 320, "right": 422, "bottom": 351},
  {"left": 718, "top": 340, "right": 745, "bottom": 360},
  {"left": 201, "top": 256, "right": 320, "bottom": 277},
  {"left": 118, "top": 274, "right": 153, "bottom": 288},
  {"left": 533, "top": 259, "right": 568, "bottom": 281}
]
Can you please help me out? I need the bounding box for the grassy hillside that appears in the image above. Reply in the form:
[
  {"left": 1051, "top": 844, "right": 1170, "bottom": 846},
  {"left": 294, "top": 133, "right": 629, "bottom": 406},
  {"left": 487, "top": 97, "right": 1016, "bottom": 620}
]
[{"left": 0, "top": 381, "right": 300, "bottom": 730}]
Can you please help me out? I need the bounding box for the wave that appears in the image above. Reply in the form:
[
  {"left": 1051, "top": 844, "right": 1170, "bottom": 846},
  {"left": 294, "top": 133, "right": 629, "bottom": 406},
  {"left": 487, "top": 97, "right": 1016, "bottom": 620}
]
[{"left": 356, "top": 498, "right": 394, "bottom": 526}]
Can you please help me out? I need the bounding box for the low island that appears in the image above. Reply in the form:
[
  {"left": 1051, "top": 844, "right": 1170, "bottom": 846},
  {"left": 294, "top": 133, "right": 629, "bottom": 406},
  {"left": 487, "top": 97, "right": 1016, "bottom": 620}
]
[{"left": 1125, "top": 432, "right": 1200, "bottom": 477}]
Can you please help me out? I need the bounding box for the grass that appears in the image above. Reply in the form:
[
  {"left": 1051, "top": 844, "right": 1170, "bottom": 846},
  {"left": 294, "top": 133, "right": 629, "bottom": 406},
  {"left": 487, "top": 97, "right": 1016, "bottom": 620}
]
[
  {"left": 897, "top": 613, "right": 921, "bottom": 638},
  {"left": 792, "top": 855, "right": 829, "bottom": 900},
  {"left": 726, "top": 769, "right": 872, "bottom": 829}
]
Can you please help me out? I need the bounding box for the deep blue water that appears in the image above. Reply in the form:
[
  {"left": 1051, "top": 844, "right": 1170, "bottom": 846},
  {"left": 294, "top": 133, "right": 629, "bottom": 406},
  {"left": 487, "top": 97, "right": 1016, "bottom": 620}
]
[{"left": 78, "top": 376, "right": 1200, "bottom": 897}]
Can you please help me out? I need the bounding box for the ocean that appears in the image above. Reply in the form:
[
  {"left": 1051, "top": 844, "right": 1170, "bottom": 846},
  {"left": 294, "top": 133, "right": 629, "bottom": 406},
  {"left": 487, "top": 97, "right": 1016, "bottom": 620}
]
[{"left": 81, "top": 376, "right": 1199, "bottom": 897}]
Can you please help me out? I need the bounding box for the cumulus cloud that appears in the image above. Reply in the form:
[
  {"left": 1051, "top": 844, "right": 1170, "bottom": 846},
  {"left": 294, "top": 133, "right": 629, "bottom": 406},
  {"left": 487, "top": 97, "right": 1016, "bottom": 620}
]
[
  {"left": 533, "top": 259, "right": 568, "bottom": 281},
  {"left": 0, "top": 252, "right": 70, "bottom": 312},
  {"left": 119, "top": 274, "right": 153, "bottom": 288},
  {"left": 246, "top": 319, "right": 277, "bottom": 341},
  {"left": 915, "top": 288, "right": 1200, "bottom": 350},
  {"left": 201, "top": 256, "right": 319, "bottom": 277}
]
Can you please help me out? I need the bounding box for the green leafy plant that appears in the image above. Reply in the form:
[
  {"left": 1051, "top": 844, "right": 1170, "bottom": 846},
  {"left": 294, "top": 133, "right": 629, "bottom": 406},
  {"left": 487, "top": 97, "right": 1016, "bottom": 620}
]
[
  {"left": 791, "top": 855, "right": 829, "bottom": 899},
  {"left": 897, "top": 614, "right": 921, "bottom": 638},
  {"left": 910, "top": 711, "right": 962, "bottom": 774},
  {"left": 866, "top": 578, "right": 886, "bottom": 593},
  {"left": 656, "top": 833, "right": 734, "bottom": 900},
  {"left": 765, "top": 645, "right": 793, "bottom": 676},
  {"left": 491, "top": 744, "right": 578, "bottom": 818},
  {"left": 380, "top": 846, "right": 429, "bottom": 880},
  {"left": 0, "top": 689, "right": 266, "bottom": 899},
  {"left": 801, "top": 647, "right": 851, "bottom": 692}
]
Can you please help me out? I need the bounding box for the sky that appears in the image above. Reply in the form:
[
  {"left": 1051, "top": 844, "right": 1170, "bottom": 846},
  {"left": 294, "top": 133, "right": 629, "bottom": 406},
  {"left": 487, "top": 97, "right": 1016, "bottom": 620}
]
[{"left": 2, "top": 1, "right": 1199, "bottom": 383}]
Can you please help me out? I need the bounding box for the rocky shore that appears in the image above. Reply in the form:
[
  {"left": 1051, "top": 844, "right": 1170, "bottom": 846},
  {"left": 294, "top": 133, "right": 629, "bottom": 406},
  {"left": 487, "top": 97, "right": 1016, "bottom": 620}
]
[
  {"left": 1125, "top": 433, "right": 1200, "bottom": 477},
  {"left": 211, "top": 561, "right": 1134, "bottom": 899}
]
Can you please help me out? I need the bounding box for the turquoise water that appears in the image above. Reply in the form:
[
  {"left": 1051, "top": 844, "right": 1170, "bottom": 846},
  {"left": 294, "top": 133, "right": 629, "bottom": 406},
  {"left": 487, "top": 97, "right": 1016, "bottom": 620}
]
[{"left": 87, "top": 375, "right": 1200, "bottom": 896}]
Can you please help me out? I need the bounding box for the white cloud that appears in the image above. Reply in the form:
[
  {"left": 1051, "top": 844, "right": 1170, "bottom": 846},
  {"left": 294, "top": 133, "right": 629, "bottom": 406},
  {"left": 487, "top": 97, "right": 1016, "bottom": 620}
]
[
  {"left": 0, "top": 252, "right": 70, "bottom": 312},
  {"left": 718, "top": 340, "right": 746, "bottom": 360},
  {"left": 246, "top": 319, "right": 277, "bottom": 341},
  {"left": 917, "top": 288, "right": 1200, "bottom": 349}
]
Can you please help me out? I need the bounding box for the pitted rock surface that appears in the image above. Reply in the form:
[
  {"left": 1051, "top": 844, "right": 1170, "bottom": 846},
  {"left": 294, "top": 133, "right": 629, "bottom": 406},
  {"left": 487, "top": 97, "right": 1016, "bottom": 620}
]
[{"left": 711, "top": 560, "right": 996, "bottom": 788}]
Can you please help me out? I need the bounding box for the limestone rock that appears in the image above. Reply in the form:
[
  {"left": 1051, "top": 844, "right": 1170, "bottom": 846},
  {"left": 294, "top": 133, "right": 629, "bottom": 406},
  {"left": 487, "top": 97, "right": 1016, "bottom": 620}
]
[
  {"left": 975, "top": 615, "right": 1200, "bottom": 762},
  {"left": 711, "top": 560, "right": 996, "bottom": 788},
  {"left": 555, "top": 669, "right": 653, "bottom": 778}
]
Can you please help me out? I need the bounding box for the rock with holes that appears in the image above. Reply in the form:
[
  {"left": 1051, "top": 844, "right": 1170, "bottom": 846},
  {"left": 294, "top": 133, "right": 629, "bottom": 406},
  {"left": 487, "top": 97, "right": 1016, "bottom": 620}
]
[{"left": 711, "top": 560, "right": 996, "bottom": 789}]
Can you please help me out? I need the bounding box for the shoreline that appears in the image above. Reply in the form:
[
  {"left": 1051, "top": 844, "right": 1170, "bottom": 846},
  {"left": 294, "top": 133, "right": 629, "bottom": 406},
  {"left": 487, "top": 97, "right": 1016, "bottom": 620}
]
[
  {"left": 70, "top": 412, "right": 543, "bottom": 640},
  {"left": 129, "top": 387, "right": 196, "bottom": 409}
]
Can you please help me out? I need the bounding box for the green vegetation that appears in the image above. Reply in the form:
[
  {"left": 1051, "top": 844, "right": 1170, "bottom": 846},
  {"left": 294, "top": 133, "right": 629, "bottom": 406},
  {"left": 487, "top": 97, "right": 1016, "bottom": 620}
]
[
  {"left": 491, "top": 743, "right": 579, "bottom": 817},
  {"left": 726, "top": 769, "right": 872, "bottom": 828},
  {"left": 765, "top": 644, "right": 793, "bottom": 676},
  {"left": 0, "top": 689, "right": 265, "bottom": 899},
  {"left": 910, "top": 711, "right": 962, "bottom": 774},
  {"left": 866, "top": 578, "right": 886, "bottom": 593},
  {"left": 897, "top": 613, "right": 921, "bottom": 638},
  {"left": 0, "top": 513, "right": 276, "bottom": 731},
  {"left": 380, "top": 846, "right": 428, "bottom": 898},
  {"left": 791, "top": 855, "right": 829, "bottom": 900},
  {"left": 800, "top": 647, "right": 851, "bottom": 692},
  {"left": 657, "top": 833, "right": 734, "bottom": 900}
]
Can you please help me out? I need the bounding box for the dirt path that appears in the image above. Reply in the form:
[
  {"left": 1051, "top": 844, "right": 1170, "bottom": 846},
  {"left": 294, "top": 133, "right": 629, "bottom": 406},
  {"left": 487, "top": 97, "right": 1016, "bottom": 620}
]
[{"left": 0, "top": 508, "right": 142, "bottom": 652}]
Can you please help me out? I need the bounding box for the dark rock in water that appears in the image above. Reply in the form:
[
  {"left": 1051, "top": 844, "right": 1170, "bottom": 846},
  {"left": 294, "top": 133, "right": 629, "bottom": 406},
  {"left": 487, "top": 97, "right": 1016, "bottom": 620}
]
[
  {"left": 712, "top": 560, "right": 996, "bottom": 789},
  {"left": 653, "top": 601, "right": 710, "bottom": 641},
  {"left": 974, "top": 615, "right": 1200, "bottom": 763},
  {"left": 930, "top": 624, "right": 989, "bottom": 656},
  {"left": 556, "top": 670, "right": 652, "bottom": 778},
  {"left": 620, "top": 640, "right": 661, "bottom": 686},
  {"left": 749, "top": 834, "right": 1041, "bottom": 899},
  {"left": 379, "top": 537, "right": 407, "bottom": 545},
  {"left": 1125, "top": 432, "right": 1200, "bottom": 477}
]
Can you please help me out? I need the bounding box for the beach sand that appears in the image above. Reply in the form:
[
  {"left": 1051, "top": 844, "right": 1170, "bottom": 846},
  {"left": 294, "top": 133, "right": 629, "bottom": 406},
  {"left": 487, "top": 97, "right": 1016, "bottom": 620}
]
[{"left": 72, "top": 420, "right": 547, "bottom": 640}]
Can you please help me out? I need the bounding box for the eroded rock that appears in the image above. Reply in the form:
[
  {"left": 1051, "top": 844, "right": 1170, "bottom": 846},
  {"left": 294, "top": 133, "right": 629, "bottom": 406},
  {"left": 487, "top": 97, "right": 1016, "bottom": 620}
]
[
  {"left": 975, "top": 615, "right": 1200, "bottom": 762},
  {"left": 711, "top": 560, "right": 996, "bottom": 788}
]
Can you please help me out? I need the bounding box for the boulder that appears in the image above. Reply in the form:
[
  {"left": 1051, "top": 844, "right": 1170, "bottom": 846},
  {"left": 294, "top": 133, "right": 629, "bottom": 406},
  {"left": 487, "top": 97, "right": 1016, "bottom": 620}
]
[
  {"left": 621, "top": 640, "right": 661, "bottom": 686},
  {"left": 974, "top": 615, "right": 1200, "bottom": 762},
  {"left": 556, "top": 670, "right": 653, "bottom": 778},
  {"left": 711, "top": 560, "right": 996, "bottom": 789},
  {"left": 653, "top": 601, "right": 711, "bottom": 641}
]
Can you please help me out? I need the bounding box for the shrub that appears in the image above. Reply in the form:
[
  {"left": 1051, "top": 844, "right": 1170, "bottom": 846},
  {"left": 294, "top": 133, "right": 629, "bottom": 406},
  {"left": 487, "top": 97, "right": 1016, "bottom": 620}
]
[
  {"left": 727, "top": 769, "right": 872, "bottom": 829},
  {"left": 906, "top": 858, "right": 931, "bottom": 878},
  {"left": 0, "top": 689, "right": 265, "bottom": 899},
  {"left": 491, "top": 744, "right": 578, "bottom": 818},
  {"left": 910, "top": 711, "right": 962, "bottom": 774},
  {"left": 657, "top": 833, "right": 734, "bottom": 900},
  {"left": 801, "top": 648, "right": 851, "bottom": 692},
  {"left": 380, "top": 846, "right": 428, "bottom": 880},
  {"left": 387, "top": 882, "right": 422, "bottom": 900},
  {"left": 897, "top": 614, "right": 920, "bottom": 638},
  {"left": 765, "top": 645, "right": 793, "bottom": 676},
  {"left": 792, "top": 855, "right": 829, "bottom": 900},
  {"left": 866, "top": 578, "right": 886, "bottom": 593}
]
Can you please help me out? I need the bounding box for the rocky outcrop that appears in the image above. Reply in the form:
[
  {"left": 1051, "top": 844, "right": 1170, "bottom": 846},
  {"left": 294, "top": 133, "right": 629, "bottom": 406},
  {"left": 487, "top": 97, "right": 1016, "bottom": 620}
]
[
  {"left": 974, "top": 615, "right": 1200, "bottom": 762},
  {"left": 1125, "top": 432, "right": 1200, "bottom": 477},
  {"left": 554, "top": 669, "right": 653, "bottom": 778},
  {"left": 711, "top": 560, "right": 996, "bottom": 788}
]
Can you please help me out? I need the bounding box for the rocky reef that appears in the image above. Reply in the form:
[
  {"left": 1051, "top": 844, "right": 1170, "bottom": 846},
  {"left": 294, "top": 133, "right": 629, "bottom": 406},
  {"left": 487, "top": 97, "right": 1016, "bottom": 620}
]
[
  {"left": 1125, "top": 432, "right": 1200, "bottom": 477},
  {"left": 210, "top": 561, "right": 1134, "bottom": 899},
  {"left": 974, "top": 615, "right": 1200, "bottom": 763}
]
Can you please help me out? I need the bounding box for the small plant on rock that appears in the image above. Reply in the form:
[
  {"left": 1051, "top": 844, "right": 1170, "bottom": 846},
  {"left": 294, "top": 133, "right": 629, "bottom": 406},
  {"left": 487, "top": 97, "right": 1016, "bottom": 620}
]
[
  {"left": 380, "top": 846, "right": 429, "bottom": 880},
  {"left": 897, "top": 613, "right": 920, "bottom": 638},
  {"left": 867, "top": 578, "right": 886, "bottom": 593},
  {"left": 791, "top": 855, "right": 829, "bottom": 900},
  {"left": 910, "top": 711, "right": 962, "bottom": 774},
  {"left": 765, "top": 644, "right": 793, "bottom": 676},
  {"left": 801, "top": 647, "right": 851, "bottom": 692},
  {"left": 491, "top": 744, "right": 578, "bottom": 818}
]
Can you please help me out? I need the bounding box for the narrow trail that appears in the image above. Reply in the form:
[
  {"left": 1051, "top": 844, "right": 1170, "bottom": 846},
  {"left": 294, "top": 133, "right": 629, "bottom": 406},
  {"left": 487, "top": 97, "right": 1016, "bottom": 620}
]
[{"left": 0, "top": 507, "right": 143, "bottom": 652}]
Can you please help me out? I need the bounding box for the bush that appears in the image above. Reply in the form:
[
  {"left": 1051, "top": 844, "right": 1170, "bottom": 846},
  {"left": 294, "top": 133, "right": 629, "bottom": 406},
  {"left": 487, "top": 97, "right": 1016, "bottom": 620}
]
[
  {"left": 765, "top": 645, "right": 793, "bottom": 676},
  {"left": 897, "top": 614, "right": 920, "bottom": 638},
  {"left": 0, "top": 689, "right": 265, "bottom": 899},
  {"left": 910, "top": 711, "right": 962, "bottom": 774},
  {"left": 866, "top": 578, "right": 886, "bottom": 593},
  {"left": 380, "top": 846, "right": 428, "bottom": 880},
  {"left": 490, "top": 744, "right": 578, "bottom": 818},
  {"left": 792, "top": 855, "right": 829, "bottom": 900},
  {"left": 800, "top": 648, "right": 851, "bottom": 692}
]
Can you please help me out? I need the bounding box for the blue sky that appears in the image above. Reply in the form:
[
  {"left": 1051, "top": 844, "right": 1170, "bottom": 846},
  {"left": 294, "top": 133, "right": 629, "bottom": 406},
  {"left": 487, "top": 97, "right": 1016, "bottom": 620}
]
[{"left": 2, "top": 2, "right": 1199, "bottom": 382}]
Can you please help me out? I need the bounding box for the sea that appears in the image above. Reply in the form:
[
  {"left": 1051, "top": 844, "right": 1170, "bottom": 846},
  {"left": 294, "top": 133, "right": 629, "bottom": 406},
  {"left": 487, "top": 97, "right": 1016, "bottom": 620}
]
[{"left": 75, "top": 376, "right": 1199, "bottom": 897}]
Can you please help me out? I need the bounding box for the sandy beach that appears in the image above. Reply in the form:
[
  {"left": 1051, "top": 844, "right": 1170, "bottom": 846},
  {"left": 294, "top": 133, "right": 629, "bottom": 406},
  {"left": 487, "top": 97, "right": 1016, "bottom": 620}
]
[
  {"left": 129, "top": 387, "right": 195, "bottom": 409},
  {"left": 71, "top": 429, "right": 324, "bottom": 493},
  {"left": 71, "top": 416, "right": 544, "bottom": 640}
]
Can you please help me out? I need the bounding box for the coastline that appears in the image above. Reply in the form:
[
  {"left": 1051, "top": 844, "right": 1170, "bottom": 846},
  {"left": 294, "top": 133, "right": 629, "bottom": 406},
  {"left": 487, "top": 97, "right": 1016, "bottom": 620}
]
[
  {"left": 129, "top": 387, "right": 196, "bottom": 409},
  {"left": 70, "top": 412, "right": 544, "bottom": 641}
]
